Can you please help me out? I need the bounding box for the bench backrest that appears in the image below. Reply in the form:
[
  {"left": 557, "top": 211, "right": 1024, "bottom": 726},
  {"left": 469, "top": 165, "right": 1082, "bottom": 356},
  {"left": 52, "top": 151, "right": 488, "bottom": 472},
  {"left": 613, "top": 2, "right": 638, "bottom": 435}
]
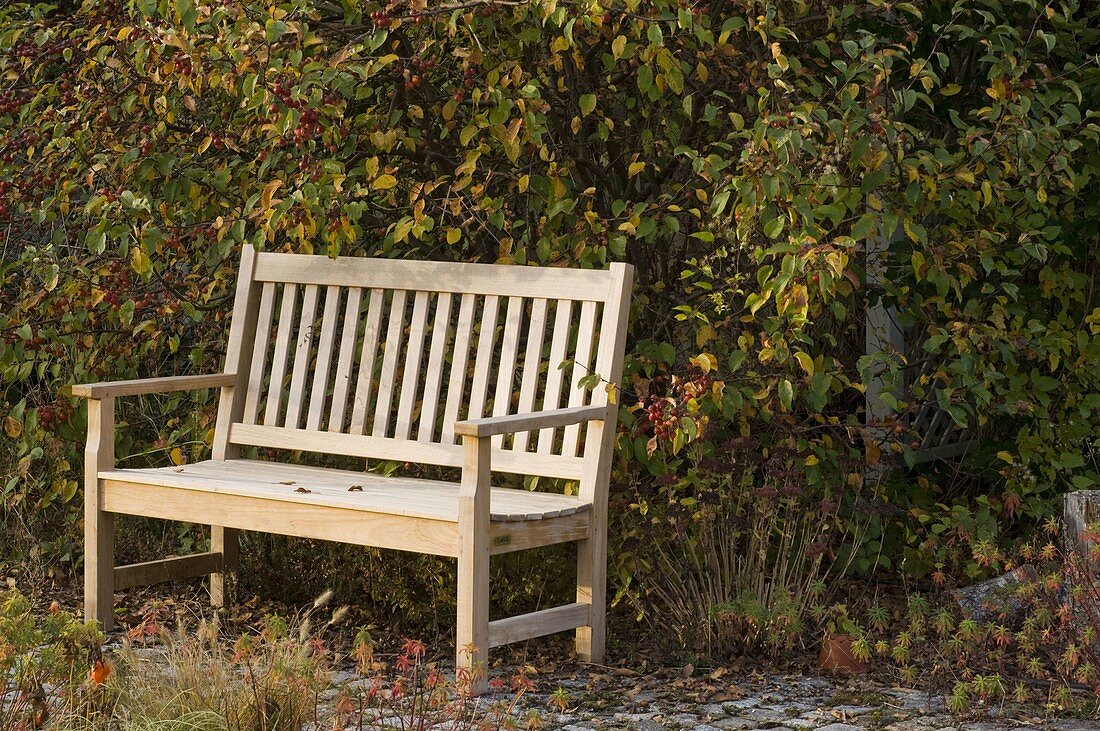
[{"left": 211, "top": 247, "right": 633, "bottom": 482}]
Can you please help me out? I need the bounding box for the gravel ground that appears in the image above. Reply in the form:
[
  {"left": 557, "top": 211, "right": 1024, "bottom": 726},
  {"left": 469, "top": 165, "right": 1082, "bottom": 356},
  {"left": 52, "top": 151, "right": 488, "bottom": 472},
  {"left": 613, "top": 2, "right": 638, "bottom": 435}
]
[{"left": 315, "top": 665, "right": 1098, "bottom": 731}]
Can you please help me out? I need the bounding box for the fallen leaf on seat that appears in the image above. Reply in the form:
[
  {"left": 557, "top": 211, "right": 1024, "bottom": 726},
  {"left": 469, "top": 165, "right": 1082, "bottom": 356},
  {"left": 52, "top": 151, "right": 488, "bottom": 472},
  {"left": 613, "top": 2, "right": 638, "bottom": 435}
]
[
  {"left": 294, "top": 487, "right": 312, "bottom": 493},
  {"left": 348, "top": 485, "right": 363, "bottom": 492},
  {"left": 280, "top": 480, "right": 296, "bottom": 485}
]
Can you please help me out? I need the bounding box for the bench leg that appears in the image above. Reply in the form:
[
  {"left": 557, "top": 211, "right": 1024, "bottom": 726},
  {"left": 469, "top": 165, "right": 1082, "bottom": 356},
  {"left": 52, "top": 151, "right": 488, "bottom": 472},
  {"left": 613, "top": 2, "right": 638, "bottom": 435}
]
[
  {"left": 84, "top": 495, "right": 115, "bottom": 630},
  {"left": 576, "top": 530, "right": 606, "bottom": 663},
  {"left": 456, "top": 534, "right": 489, "bottom": 695},
  {"left": 210, "top": 526, "right": 238, "bottom": 607},
  {"left": 84, "top": 398, "right": 115, "bottom": 631}
]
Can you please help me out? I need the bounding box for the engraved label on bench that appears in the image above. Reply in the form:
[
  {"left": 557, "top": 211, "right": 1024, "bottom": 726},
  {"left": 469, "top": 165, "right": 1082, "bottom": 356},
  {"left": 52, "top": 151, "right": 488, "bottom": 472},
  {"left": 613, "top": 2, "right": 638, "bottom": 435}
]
[{"left": 493, "top": 535, "right": 511, "bottom": 546}]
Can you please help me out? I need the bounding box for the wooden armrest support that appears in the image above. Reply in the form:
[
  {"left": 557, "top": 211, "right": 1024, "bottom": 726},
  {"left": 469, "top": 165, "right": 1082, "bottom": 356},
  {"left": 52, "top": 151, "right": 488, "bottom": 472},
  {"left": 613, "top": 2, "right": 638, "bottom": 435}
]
[
  {"left": 71, "top": 373, "right": 237, "bottom": 399},
  {"left": 454, "top": 404, "right": 610, "bottom": 439}
]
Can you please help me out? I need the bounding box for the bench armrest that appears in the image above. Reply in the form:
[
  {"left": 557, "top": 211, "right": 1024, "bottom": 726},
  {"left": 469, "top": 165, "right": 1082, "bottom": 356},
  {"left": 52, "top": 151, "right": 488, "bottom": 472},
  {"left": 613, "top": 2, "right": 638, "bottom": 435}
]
[
  {"left": 454, "top": 404, "right": 610, "bottom": 439},
  {"left": 71, "top": 373, "right": 238, "bottom": 399}
]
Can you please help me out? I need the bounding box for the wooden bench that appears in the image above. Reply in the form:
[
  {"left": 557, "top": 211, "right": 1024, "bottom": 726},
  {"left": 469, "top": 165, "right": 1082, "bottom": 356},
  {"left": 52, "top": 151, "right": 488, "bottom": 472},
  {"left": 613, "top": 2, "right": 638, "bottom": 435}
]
[{"left": 74, "top": 246, "right": 632, "bottom": 691}]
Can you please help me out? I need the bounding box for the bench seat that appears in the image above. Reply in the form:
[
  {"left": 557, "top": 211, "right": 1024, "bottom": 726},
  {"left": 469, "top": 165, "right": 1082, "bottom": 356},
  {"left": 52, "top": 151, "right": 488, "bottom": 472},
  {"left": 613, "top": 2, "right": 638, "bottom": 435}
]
[{"left": 99, "top": 459, "right": 591, "bottom": 522}]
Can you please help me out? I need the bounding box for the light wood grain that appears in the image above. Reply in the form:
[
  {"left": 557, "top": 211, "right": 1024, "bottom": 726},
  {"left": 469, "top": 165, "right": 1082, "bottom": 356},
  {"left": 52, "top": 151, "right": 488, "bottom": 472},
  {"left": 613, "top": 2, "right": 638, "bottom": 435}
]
[
  {"left": 328, "top": 287, "right": 362, "bottom": 432},
  {"left": 512, "top": 298, "right": 547, "bottom": 452},
  {"left": 455, "top": 404, "right": 608, "bottom": 439},
  {"left": 538, "top": 299, "right": 573, "bottom": 453},
  {"left": 114, "top": 552, "right": 222, "bottom": 590},
  {"left": 100, "top": 459, "right": 590, "bottom": 522},
  {"left": 102, "top": 481, "right": 459, "bottom": 556},
  {"left": 489, "top": 512, "right": 589, "bottom": 554},
  {"left": 395, "top": 291, "right": 430, "bottom": 440},
  {"left": 490, "top": 297, "right": 523, "bottom": 449},
  {"left": 306, "top": 286, "right": 342, "bottom": 431},
  {"left": 466, "top": 295, "right": 500, "bottom": 425},
  {"left": 489, "top": 602, "right": 589, "bottom": 647},
  {"left": 211, "top": 246, "right": 262, "bottom": 602},
  {"left": 440, "top": 294, "right": 476, "bottom": 444},
  {"left": 210, "top": 526, "right": 237, "bottom": 607},
  {"left": 575, "top": 262, "right": 633, "bottom": 663},
  {"left": 263, "top": 283, "right": 298, "bottom": 425},
  {"left": 372, "top": 290, "right": 407, "bottom": 437},
  {"left": 242, "top": 281, "right": 277, "bottom": 423},
  {"left": 255, "top": 253, "right": 611, "bottom": 300},
  {"left": 349, "top": 288, "right": 384, "bottom": 434},
  {"left": 457, "top": 435, "right": 491, "bottom": 695},
  {"left": 84, "top": 397, "right": 115, "bottom": 629},
  {"left": 563, "top": 301, "right": 599, "bottom": 456},
  {"left": 228, "top": 423, "right": 585, "bottom": 480},
  {"left": 72, "top": 373, "right": 237, "bottom": 399},
  {"left": 284, "top": 284, "right": 320, "bottom": 429},
  {"left": 417, "top": 293, "right": 453, "bottom": 442}
]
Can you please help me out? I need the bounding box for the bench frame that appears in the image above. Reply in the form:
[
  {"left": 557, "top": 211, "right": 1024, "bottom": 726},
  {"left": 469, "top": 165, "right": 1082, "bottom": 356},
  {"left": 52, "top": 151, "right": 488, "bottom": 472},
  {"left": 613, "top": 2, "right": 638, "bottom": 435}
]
[{"left": 74, "top": 247, "right": 632, "bottom": 692}]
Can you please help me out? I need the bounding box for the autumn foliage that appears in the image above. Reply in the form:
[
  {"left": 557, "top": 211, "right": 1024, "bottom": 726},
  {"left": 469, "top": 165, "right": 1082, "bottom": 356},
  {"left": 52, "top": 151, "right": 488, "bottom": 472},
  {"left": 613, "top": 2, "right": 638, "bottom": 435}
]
[{"left": 0, "top": 0, "right": 1098, "bottom": 654}]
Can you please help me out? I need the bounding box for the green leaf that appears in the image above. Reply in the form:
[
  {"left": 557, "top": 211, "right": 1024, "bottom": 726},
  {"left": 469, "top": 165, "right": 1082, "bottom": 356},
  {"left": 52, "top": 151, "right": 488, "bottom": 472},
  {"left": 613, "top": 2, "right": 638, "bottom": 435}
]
[
  {"left": 579, "top": 93, "right": 596, "bottom": 116},
  {"left": 851, "top": 214, "right": 876, "bottom": 241},
  {"left": 265, "top": 20, "right": 287, "bottom": 44},
  {"left": 764, "top": 217, "right": 785, "bottom": 239},
  {"left": 175, "top": 0, "right": 197, "bottom": 29},
  {"left": 779, "top": 379, "right": 793, "bottom": 411}
]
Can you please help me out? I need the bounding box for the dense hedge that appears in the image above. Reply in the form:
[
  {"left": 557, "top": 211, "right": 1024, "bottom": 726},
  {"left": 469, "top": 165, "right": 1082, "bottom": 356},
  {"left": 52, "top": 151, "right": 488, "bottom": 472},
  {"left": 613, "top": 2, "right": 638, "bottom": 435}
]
[{"left": 1, "top": 0, "right": 1097, "bottom": 654}]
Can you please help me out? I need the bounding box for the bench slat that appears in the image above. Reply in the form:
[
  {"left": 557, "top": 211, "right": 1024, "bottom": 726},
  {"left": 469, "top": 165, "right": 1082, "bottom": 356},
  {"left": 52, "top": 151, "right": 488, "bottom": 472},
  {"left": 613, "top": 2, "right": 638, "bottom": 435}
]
[
  {"left": 395, "top": 291, "right": 430, "bottom": 440},
  {"left": 512, "top": 298, "right": 547, "bottom": 453},
  {"left": 417, "top": 293, "right": 453, "bottom": 442},
  {"left": 563, "top": 300, "right": 599, "bottom": 457},
  {"left": 242, "top": 281, "right": 277, "bottom": 424},
  {"left": 349, "top": 288, "right": 384, "bottom": 434},
  {"left": 263, "top": 283, "right": 298, "bottom": 425},
  {"left": 284, "top": 284, "right": 320, "bottom": 429},
  {"left": 538, "top": 299, "right": 573, "bottom": 454},
  {"left": 440, "top": 294, "right": 476, "bottom": 444},
  {"left": 103, "top": 479, "right": 460, "bottom": 556},
  {"left": 254, "top": 253, "right": 612, "bottom": 300},
  {"left": 372, "top": 290, "right": 407, "bottom": 437},
  {"left": 306, "top": 285, "right": 342, "bottom": 431},
  {"left": 491, "top": 297, "right": 524, "bottom": 449},
  {"left": 229, "top": 423, "right": 585, "bottom": 480},
  {"left": 328, "top": 287, "right": 362, "bottom": 432},
  {"left": 489, "top": 602, "right": 590, "bottom": 647},
  {"left": 467, "top": 295, "right": 500, "bottom": 426}
]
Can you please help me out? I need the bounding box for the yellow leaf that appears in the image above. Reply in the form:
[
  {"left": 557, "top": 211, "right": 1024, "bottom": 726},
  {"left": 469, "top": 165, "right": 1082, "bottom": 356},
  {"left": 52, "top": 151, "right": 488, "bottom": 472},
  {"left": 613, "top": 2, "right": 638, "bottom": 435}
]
[
  {"left": 260, "top": 179, "right": 283, "bottom": 212},
  {"left": 131, "top": 246, "right": 152, "bottom": 276},
  {"left": 805, "top": 454, "right": 819, "bottom": 466},
  {"left": 446, "top": 227, "right": 462, "bottom": 244},
  {"left": 612, "top": 35, "right": 626, "bottom": 60},
  {"left": 373, "top": 174, "right": 398, "bottom": 190},
  {"left": 393, "top": 218, "right": 415, "bottom": 242},
  {"left": 794, "top": 351, "right": 815, "bottom": 376},
  {"left": 628, "top": 161, "right": 646, "bottom": 178},
  {"left": 4, "top": 416, "right": 21, "bottom": 439},
  {"left": 517, "top": 174, "right": 529, "bottom": 193},
  {"left": 170, "top": 447, "right": 185, "bottom": 465},
  {"left": 996, "top": 451, "right": 1014, "bottom": 464}
]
